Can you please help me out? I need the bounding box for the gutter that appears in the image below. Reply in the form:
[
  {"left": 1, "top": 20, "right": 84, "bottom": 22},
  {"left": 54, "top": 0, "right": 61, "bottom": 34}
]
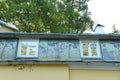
[{"left": 0, "top": 33, "right": 119, "bottom": 40}]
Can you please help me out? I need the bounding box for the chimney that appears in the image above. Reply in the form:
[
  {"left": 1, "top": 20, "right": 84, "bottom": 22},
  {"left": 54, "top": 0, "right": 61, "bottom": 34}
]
[{"left": 93, "top": 24, "right": 105, "bottom": 34}]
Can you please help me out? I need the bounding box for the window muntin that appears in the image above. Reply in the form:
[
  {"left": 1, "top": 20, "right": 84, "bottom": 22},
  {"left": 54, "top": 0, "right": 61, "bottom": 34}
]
[
  {"left": 17, "top": 39, "right": 39, "bottom": 58},
  {"left": 80, "top": 40, "right": 101, "bottom": 58}
]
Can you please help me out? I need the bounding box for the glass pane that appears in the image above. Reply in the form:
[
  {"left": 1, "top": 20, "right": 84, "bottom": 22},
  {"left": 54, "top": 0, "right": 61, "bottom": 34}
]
[
  {"left": 90, "top": 43, "right": 96, "bottom": 47},
  {"left": 82, "top": 42, "right": 89, "bottom": 56},
  {"left": 91, "top": 47, "right": 97, "bottom": 56},
  {"left": 90, "top": 42, "right": 97, "bottom": 56},
  {"left": 21, "top": 42, "right": 27, "bottom": 46},
  {"left": 18, "top": 39, "right": 39, "bottom": 57},
  {"left": 82, "top": 42, "right": 89, "bottom": 46},
  {"left": 29, "top": 46, "right": 36, "bottom": 56},
  {"left": 21, "top": 46, "right": 27, "bottom": 56},
  {"left": 83, "top": 47, "right": 89, "bottom": 56}
]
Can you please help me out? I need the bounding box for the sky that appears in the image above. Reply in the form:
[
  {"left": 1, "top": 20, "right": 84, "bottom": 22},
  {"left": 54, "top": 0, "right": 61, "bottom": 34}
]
[{"left": 88, "top": 0, "right": 120, "bottom": 33}]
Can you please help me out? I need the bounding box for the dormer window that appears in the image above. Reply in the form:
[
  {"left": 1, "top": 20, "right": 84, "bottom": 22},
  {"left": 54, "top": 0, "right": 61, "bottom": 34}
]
[
  {"left": 80, "top": 40, "right": 101, "bottom": 58},
  {"left": 17, "top": 39, "right": 39, "bottom": 58}
]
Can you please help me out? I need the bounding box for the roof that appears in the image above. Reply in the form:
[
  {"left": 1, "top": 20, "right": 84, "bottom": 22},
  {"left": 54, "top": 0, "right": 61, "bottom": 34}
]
[
  {"left": 0, "top": 20, "right": 19, "bottom": 32},
  {"left": 0, "top": 33, "right": 120, "bottom": 70}
]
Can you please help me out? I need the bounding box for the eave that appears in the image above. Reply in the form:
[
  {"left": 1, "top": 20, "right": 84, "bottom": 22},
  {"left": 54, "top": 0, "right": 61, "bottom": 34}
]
[{"left": 0, "top": 32, "right": 119, "bottom": 40}]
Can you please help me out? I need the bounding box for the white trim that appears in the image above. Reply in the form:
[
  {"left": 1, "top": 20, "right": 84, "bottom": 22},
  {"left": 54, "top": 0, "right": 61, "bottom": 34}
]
[
  {"left": 80, "top": 40, "right": 101, "bottom": 58},
  {"left": 17, "top": 39, "right": 39, "bottom": 58}
]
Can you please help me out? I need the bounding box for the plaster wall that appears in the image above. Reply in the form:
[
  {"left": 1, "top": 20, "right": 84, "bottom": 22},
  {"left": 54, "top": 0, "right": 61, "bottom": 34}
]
[
  {"left": 70, "top": 69, "right": 120, "bottom": 80},
  {"left": 0, "top": 26, "right": 13, "bottom": 32},
  {"left": 0, "top": 64, "right": 69, "bottom": 80}
]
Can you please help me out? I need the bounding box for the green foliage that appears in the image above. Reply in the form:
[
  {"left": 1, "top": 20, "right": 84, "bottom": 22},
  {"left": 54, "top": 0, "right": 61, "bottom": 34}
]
[
  {"left": 112, "top": 24, "right": 120, "bottom": 33},
  {"left": 0, "top": 0, "right": 94, "bottom": 33}
]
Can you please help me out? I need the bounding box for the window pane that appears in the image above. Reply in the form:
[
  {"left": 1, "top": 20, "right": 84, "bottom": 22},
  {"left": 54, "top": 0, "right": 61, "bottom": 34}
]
[
  {"left": 91, "top": 47, "right": 97, "bottom": 56},
  {"left": 82, "top": 42, "right": 89, "bottom": 56},
  {"left": 83, "top": 47, "right": 89, "bottom": 56},
  {"left": 17, "top": 39, "right": 39, "bottom": 58},
  {"left": 29, "top": 46, "right": 36, "bottom": 56},
  {"left": 82, "top": 42, "right": 89, "bottom": 46},
  {"left": 90, "top": 43, "right": 96, "bottom": 47},
  {"left": 21, "top": 41, "right": 27, "bottom": 46},
  {"left": 81, "top": 40, "right": 101, "bottom": 58},
  {"left": 21, "top": 46, "right": 27, "bottom": 56},
  {"left": 90, "top": 42, "right": 97, "bottom": 56}
]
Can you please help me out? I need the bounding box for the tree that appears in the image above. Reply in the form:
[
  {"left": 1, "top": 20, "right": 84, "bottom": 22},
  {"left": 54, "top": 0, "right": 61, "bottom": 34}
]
[
  {"left": 0, "top": 0, "right": 93, "bottom": 33},
  {"left": 112, "top": 24, "right": 120, "bottom": 33}
]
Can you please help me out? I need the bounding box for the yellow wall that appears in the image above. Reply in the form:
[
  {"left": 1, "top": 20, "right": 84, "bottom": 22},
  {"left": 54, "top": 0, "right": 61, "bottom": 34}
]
[
  {"left": 70, "top": 69, "right": 120, "bottom": 80},
  {"left": 0, "top": 64, "right": 69, "bottom": 80},
  {"left": 0, "top": 26, "right": 14, "bottom": 32},
  {"left": 1, "top": 64, "right": 120, "bottom": 80}
]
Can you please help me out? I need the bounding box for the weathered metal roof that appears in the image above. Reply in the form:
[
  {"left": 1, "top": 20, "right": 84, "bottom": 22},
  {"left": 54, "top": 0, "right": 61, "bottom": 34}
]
[
  {"left": 0, "top": 32, "right": 119, "bottom": 67},
  {"left": 0, "top": 33, "right": 119, "bottom": 70}
]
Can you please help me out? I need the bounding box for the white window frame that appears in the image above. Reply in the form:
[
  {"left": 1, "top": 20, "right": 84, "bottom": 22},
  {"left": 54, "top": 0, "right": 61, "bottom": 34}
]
[
  {"left": 17, "top": 39, "right": 39, "bottom": 58},
  {"left": 80, "top": 40, "right": 101, "bottom": 58}
]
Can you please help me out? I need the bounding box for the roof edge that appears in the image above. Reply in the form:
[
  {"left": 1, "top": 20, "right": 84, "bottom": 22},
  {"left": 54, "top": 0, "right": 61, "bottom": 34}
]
[{"left": 0, "top": 32, "right": 119, "bottom": 40}]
